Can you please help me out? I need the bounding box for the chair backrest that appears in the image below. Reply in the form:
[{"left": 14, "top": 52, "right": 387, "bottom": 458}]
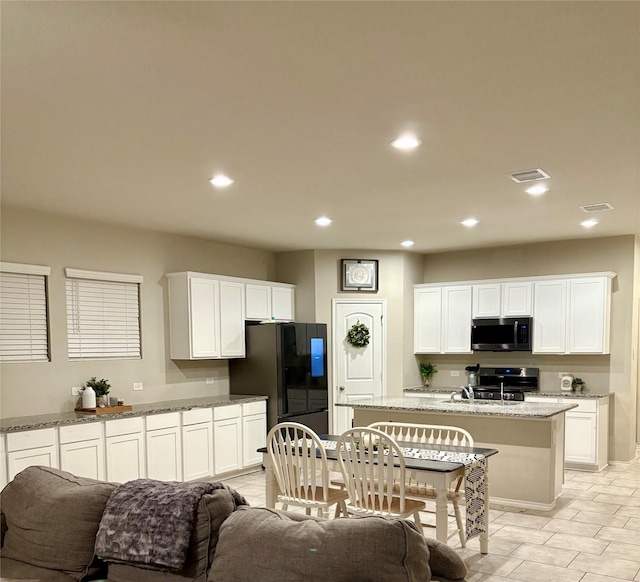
[
  {"left": 336, "top": 427, "right": 407, "bottom": 515},
  {"left": 368, "top": 422, "right": 474, "bottom": 447},
  {"left": 267, "top": 422, "right": 330, "bottom": 503}
]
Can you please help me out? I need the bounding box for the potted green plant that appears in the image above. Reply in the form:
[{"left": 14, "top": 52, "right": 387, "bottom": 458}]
[
  {"left": 84, "top": 377, "right": 111, "bottom": 407},
  {"left": 572, "top": 377, "right": 585, "bottom": 392},
  {"left": 419, "top": 363, "right": 438, "bottom": 386}
]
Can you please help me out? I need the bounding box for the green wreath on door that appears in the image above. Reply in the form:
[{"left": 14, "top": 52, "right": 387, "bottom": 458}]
[{"left": 346, "top": 321, "right": 370, "bottom": 348}]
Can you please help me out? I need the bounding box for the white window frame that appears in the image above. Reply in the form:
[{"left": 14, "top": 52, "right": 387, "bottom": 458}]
[
  {"left": 0, "top": 262, "right": 51, "bottom": 363},
  {"left": 65, "top": 268, "right": 143, "bottom": 361}
]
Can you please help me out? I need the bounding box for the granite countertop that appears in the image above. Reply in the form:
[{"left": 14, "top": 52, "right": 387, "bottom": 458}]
[
  {"left": 403, "top": 386, "right": 612, "bottom": 399},
  {"left": 337, "top": 395, "right": 578, "bottom": 419},
  {"left": 0, "top": 394, "right": 268, "bottom": 433}
]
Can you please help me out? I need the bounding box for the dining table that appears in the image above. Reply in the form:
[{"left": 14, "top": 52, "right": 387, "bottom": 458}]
[{"left": 260, "top": 435, "right": 498, "bottom": 554}]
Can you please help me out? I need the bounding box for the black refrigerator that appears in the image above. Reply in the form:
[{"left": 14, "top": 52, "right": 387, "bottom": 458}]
[{"left": 230, "top": 323, "right": 328, "bottom": 434}]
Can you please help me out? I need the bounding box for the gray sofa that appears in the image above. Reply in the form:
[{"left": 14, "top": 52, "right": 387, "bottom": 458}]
[{"left": 0, "top": 466, "right": 468, "bottom": 582}]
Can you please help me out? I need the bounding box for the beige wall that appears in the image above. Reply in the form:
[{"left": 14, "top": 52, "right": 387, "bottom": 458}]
[
  {"left": 0, "top": 205, "right": 276, "bottom": 418},
  {"left": 275, "top": 250, "right": 424, "bottom": 402},
  {"left": 418, "top": 235, "right": 637, "bottom": 463},
  {"left": 275, "top": 250, "right": 316, "bottom": 322}
]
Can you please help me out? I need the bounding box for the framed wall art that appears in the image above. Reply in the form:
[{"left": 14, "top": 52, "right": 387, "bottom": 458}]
[{"left": 340, "top": 259, "right": 378, "bottom": 292}]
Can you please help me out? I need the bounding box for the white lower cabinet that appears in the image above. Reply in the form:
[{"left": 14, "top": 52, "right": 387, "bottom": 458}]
[
  {"left": 213, "top": 405, "right": 242, "bottom": 475},
  {"left": 242, "top": 401, "right": 267, "bottom": 467},
  {"left": 526, "top": 395, "right": 609, "bottom": 470},
  {"left": 6, "top": 428, "right": 58, "bottom": 481},
  {"left": 182, "top": 408, "right": 214, "bottom": 481},
  {"left": 7, "top": 428, "right": 59, "bottom": 481},
  {"left": 105, "top": 417, "right": 146, "bottom": 483},
  {"left": 146, "top": 413, "right": 182, "bottom": 481},
  {"left": 59, "top": 423, "right": 105, "bottom": 481}
]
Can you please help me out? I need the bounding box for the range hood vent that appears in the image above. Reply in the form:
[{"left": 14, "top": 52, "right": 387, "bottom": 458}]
[
  {"left": 580, "top": 202, "right": 615, "bottom": 213},
  {"left": 508, "top": 168, "right": 550, "bottom": 183}
]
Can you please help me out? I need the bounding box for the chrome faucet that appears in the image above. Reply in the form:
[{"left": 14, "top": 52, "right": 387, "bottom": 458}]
[{"left": 461, "top": 385, "right": 474, "bottom": 400}]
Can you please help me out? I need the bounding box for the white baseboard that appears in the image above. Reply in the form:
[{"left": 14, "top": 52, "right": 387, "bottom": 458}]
[{"left": 489, "top": 496, "right": 555, "bottom": 512}]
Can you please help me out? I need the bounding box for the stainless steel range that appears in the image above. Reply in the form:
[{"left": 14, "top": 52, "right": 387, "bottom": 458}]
[{"left": 466, "top": 367, "right": 539, "bottom": 401}]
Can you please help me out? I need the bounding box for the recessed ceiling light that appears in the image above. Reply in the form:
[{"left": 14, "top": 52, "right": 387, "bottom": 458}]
[
  {"left": 461, "top": 218, "right": 479, "bottom": 227},
  {"left": 391, "top": 133, "right": 421, "bottom": 150},
  {"left": 315, "top": 216, "right": 333, "bottom": 227},
  {"left": 581, "top": 219, "right": 599, "bottom": 228},
  {"left": 401, "top": 240, "right": 415, "bottom": 248},
  {"left": 525, "top": 184, "right": 549, "bottom": 196},
  {"left": 209, "top": 174, "right": 234, "bottom": 188}
]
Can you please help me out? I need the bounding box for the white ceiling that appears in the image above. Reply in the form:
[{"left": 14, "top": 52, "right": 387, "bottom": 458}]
[{"left": 2, "top": 1, "right": 639, "bottom": 253}]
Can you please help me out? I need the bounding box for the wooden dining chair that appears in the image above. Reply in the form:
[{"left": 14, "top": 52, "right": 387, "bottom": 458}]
[
  {"left": 336, "top": 427, "right": 425, "bottom": 532},
  {"left": 368, "top": 421, "right": 474, "bottom": 546},
  {"left": 267, "top": 422, "right": 348, "bottom": 518}
]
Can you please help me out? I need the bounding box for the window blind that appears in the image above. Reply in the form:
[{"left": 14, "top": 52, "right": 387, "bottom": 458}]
[
  {"left": 66, "top": 274, "right": 142, "bottom": 360},
  {"left": 0, "top": 264, "right": 50, "bottom": 363}
]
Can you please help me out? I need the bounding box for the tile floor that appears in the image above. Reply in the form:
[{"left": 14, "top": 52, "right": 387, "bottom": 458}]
[{"left": 221, "top": 453, "right": 640, "bottom": 581}]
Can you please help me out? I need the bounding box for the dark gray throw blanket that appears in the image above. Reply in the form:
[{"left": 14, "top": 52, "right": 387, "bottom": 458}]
[{"left": 95, "top": 479, "right": 247, "bottom": 571}]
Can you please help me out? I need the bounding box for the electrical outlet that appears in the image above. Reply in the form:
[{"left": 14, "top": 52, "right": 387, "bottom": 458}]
[
  {"left": 133, "top": 382, "right": 143, "bottom": 391},
  {"left": 71, "top": 386, "right": 82, "bottom": 396},
  {"left": 206, "top": 377, "right": 215, "bottom": 385},
  {"left": 450, "top": 371, "right": 460, "bottom": 377}
]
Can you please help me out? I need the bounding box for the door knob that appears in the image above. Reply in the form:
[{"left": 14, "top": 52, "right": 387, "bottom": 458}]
[{"left": 339, "top": 386, "right": 345, "bottom": 391}]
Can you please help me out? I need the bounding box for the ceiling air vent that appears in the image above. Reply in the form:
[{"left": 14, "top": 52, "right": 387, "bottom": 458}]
[
  {"left": 508, "top": 168, "right": 551, "bottom": 183},
  {"left": 580, "top": 202, "right": 615, "bottom": 213}
]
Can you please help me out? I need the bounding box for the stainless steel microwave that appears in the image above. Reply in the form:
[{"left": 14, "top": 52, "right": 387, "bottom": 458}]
[{"left": 471, "top": 317, "right": 532, "bottom": 351}]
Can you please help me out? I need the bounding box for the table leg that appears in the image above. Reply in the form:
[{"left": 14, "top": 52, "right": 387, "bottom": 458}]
[
  {"left": 479, "top": 460, "right": 490, "bottom": 554},
  {"left": 262, "top": 453, "right": 277, "bottom": 508},
  {"left": 435, "top": 486, "right": 449, "bottom": 543}
]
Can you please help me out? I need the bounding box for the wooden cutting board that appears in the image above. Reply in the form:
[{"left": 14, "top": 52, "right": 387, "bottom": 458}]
[{"left": 75, "top": 405, "right": 133, "bottom": 414}]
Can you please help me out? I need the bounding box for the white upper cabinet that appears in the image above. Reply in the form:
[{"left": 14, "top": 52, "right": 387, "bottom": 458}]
[
  {"left": 219, "top": 280, "right": 246, "bottom": 357},
  {"left": 472, "top": 282, "right": 532, "bottom": 318},
  {"left": 167, "top": 272, "right": 245, "bottom": 360},
  {"left": 533, "top": 279, "right": 568, "bottom": 354},
  {"left": 418, "top": 272, "right": 614, "bottom": 357},
  {"left": 245, "top": 282, "right": 294, "bottom": 322},
  {"left": 567, "top": 276, "right": 612, "bottom": 354},
  {"left": 531, "top": 274, "right": 613, "bottom": 354},
  {"left": 414, "top": 285, "right": 471, "bottom": 354},
  {"left": 414, "top": 287, "right": 442, "bottom": 353}
]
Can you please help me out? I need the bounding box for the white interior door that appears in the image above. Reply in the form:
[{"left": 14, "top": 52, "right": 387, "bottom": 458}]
[{"left": 332, "top": 300, "right": 385, "bottom": 435}]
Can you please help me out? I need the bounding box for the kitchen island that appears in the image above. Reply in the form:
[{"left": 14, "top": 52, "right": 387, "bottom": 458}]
[{"left": 337, "top": 396, "right": 578, "bottom": 510}]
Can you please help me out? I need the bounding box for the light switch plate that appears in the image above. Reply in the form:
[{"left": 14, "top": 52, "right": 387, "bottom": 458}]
[
  {"left": 71, "top": 386, "right": 82, "bottom": 396},
  {"left": 133, "top": 382, "right": 143, "bottom": 391}
]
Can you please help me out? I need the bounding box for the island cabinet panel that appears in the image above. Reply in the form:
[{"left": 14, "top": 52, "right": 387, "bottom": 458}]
[
  {"left": 414, "top": 285, "right": 471, "bottom": 354},
  {"left": 7, "top": 428, "right": 58, "bottom": 481},
  {"left": 146, "top": 413, "right": 182, "bottom": 482},
  {"left": 182, "top": 408, "right": 214, "bottom": 481},
  {"left": 59, "top": 423, "right": 105, "bottom": 481},
  {"left": 105, "top": 418, "right": 145, "bottom": 483}
]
